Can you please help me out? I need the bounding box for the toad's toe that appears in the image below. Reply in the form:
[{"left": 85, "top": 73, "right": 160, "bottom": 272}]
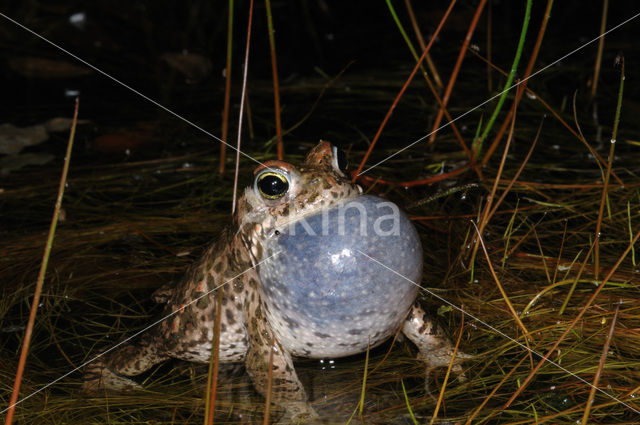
[{"left": 82, "top": 359, "right": 142, "bottom": 393}]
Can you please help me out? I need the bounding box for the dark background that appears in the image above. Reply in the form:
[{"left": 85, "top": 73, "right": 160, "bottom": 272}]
[{"left": 1, "top": 1, "right": 639, "bottom": 127}]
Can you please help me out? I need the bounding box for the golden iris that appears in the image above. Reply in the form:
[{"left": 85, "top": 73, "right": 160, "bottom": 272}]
[{"left": 257, "top": 172, "right": 289, "bottom": 199}]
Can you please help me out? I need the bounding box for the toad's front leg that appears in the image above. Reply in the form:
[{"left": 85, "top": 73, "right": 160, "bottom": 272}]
[
  {"left": 82, "top": 326, "right": 170, "bottom": 393},
  {"left": 402, "top": 302, "right": 471, "bottom": 389},
  {"left": 244, "top": 297, "right": 318, "bottom": 423}
]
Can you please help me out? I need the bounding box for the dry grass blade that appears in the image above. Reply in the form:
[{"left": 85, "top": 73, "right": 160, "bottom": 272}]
[
  {"left": 464, "top": 353, "right": 529, "bottom": 425},
  {"left": 428, "top": 312, "right": 465, "bottom": 425},
  {"left": 581, "top": 302, "right": 620, "bottom": 425},
  {"left": 473, "top": 222, "right": 534, "bottom": 353},
  {"left": 469, "top": 94, "right": 519, "bottom": 279},
  {"left": 4, "top": 98, "right": 79, "bottom": 425},
  {"left": 344, "top": 341, "right": 371, "bottom": 425},
  {"left": 551, "top": 219, "right": 569, "bottom": 285},
  {"left": 503, "top": 227, "right": 640, "bottom": 412},
  {"left": 488, "top": 118, "right": 543, "bottom": 220},
  {"left": 558, "top": 240, "right": 596, "bottom": 316}
]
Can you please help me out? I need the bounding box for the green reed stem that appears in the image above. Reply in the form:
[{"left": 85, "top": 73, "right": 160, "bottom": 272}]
[
  {"left": 401, "top": 380, "right": 419, "bottom": 425},
  {"left": 385, "top": 0, "right": 430, "bottom": 82},
  {"left": 475, "top": 0, "right": 532, "bottom": 153}
]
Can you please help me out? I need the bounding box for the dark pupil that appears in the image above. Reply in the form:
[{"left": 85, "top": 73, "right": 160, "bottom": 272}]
[
  {"left": 259, "top": 174, "right": 289, "bottom": 197},
  {"left": 336, "top": 148, "right": 348, "bottom": 172}
]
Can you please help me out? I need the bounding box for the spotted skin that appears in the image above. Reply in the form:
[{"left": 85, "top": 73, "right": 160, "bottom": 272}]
[
  {"left": 83, "top": 141, "right": 468, "bottom": 421},
  {"left": 403, "top": 303, "right": 471, "bottom": 388}
]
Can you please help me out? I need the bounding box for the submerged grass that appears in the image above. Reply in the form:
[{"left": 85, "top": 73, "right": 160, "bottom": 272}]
[{"left": 2, "top": 3, "right": 640, "bottom": 425}]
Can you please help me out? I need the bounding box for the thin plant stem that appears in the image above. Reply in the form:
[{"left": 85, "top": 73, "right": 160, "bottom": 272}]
[
  {"left": 464, "top": 353, "right": 529, "bottom": 425},
  {"left": 480, "top": 0, "right": 554, "bottom": 166},
  {"left": 486, "top": 0, "right": 492, "bottom": 93},
  {"left": 488, "top": 117, "right": 543, "bottom": 220},
  {"left": 387, "top": 0, "right": 475, "bottom": 172},
  {"left": 265, "top": 0, "right": 284, "bottom": 160},
  {"left": 469, "top": 92, "right": 519, "bottom": 281},
  {"left": 504, "top": 226, "right": 640, "bottom": 409},
  {"left": 426, "top": 0, "right": 487, "bottom": 145},
  {"left": 506, "top": 213, "right": 546, "bottom": 259},
  {"left": 352, "top": 0, "right": 457, "bottom": 179},
  {"left": 558, "top": 240, "right": 596, "bottom": 316},
  {"left": 473, "top": 222, "right": 535, "bottom": 359},
  {"left": 470, "top": 46, "right": 624, "bottom": 187},
  {"left": 628, "top": 201, "right": 637, "bottom": 267},
  {"left": 345, "top": 341, "right": 372, "bottom": 425},
  {"left": 386, "top": 0, "right": 433, "bottom": 87},
  {"left": 533, "top": 227, "right": 551, "bottom": 284},
  {"left": 358, "top": 341, "right": 370, "bottom": 418},
  {"left": 590, "top": 0, "right": 609, "bottom": 99},
  {"left": 594, "top": 56, "right": 624, "bottom": 280},
  {"left": 400, "top": 380, "right": 419, "bottom": 425},
  {"left": 552, "top": 219, "right": 569, "bottom": 285},
  {"left": 403, "top": 0, "right": 443, "bottom": 89},
  {"left": 4, "top": 98, "right": 79, "bottom": 425},
  {"left": 581, "top": 302, "right": 620, "bottom": 425},
  {"left": 219, "top": 0, "right": 234, "bottom": 174},
  {"left": 231, "top": 0, "right": 254, "bottom": 214},
  {"left": 475, "top": 0, "right": 532, "bottom": 154},
  {"left": 428, "top": 312, "right": 465, "bottom": 425}
]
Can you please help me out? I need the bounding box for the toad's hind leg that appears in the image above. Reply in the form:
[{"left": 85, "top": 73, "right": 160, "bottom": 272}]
[
  {"left": 82, "top": 327, "right": 170, "bottom": 393},
  {"left": 402, "top": 302, "right": 471, "bottom": 389}
]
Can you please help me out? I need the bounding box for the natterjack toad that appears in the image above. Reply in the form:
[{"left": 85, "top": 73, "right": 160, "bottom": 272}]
[{"left": 83, "top": 141, "right": 467, "bottom": 421}]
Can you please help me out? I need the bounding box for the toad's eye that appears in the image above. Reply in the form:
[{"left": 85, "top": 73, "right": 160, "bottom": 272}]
[
  {"left": 331, "top": 144, "right": 348, "bottom": 175},
  {"left": 255, "top": 171, "right": 290, "bottom": 199}
]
